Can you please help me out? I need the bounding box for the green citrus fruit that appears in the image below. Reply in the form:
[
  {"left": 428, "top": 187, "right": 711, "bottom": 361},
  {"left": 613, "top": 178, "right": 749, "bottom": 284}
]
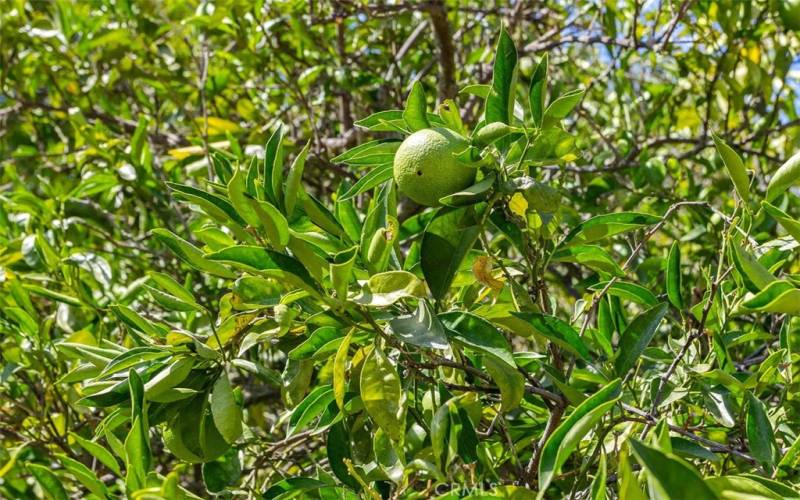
[
  {"left": 163, "top": 419, "right": 204, "bottom": 463},
  {"left": 779, "top": 0, "right": 800, "bottom": 30},
  {"left": 393, "top": 127, "right": 476, "bottom": 206},
  {"left": 162, "top": 394, "right": 231, "bottom": 463}
]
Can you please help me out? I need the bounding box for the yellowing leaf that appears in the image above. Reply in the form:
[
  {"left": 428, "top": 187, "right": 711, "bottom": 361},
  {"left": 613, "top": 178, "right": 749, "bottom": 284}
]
[
  {"left": 168, "top": 141, "right": 230, "bottom": 160},
  {"left": 197, "top": 117, "right": 241, "bottom": 134},
  {"left": 509, "top": 192, "right": 528, "bottom": 217},
  {"left": 360, "top": 344, "right": 405, "bottom": 442},
  {"left": 472, "top": 255, "right": 504, "bottom": 292}
]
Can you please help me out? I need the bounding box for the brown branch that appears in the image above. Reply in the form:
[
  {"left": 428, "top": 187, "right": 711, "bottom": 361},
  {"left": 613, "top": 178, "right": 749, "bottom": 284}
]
[
  {"left": 660, "top": 0, "right": 695, "bottom": 50},
  {"left": 427, "top": 0, "right": 457, "bottom": 101},
  {"left": 335, "top": 16, "right": 354, "bottom": 132}
]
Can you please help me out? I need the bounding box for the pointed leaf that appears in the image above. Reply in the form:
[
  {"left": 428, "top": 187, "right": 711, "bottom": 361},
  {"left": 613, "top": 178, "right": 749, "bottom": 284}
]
[
  {"left": 360, "top": 345, "right": 405, "bottom": 442},
  {"left": 614, "top": 303, "right": 668, "bottom": 375},
  {"left": 766, "top": 150, "right": 800, "bottom": 202},
  {"left": 403, "top": 80, "right": 430, "bottom": 132},
  {"left": 629, "top": 439, "right": 717, "bottom": 500},
  {"left": 666, "top": 242, "right": 684, "bottom": 309},
  {"left": 538, "top": 379, "right": 622, "bottom": 494},
  {"left": 712, "top": 132, "right": 750, "bottom": 202},
  {"left": 421, "top": 207, "right": 480, "bottom": 300}
]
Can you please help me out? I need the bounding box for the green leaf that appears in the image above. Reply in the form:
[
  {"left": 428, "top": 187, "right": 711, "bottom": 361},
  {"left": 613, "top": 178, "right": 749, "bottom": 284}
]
[
  {"left": 151, "top": 229, "right": 236, "bottom": 279},
  {"left": 538, "top": 379, "right": 622, "bottom": 495},
  {"left": 473, "top": 122, "right": 519, "bottom": 147},
  {"left": 590, "top": 452, "right": 607, "bottom": 500},
  {"left": 22, "top": 284, "right": 82, "bottom": 307},
  {"left": 762, "top": 201, "right": 800, "bottom": 243},
  {"left": 353, "top": 270, "right": 427, "bottom": 307},
  {"left": 289, "top": 326, "right": 344, "bottom": 360},
  {"left": 746, "top": 391, "right": 776, "bottom": 472},
  {"left": 438, "top": 173, "right": 496, "bottom": 207},
  {"left": 403, "top": 80, "right": 430, "bottom": 131},
  {"left": 551, "top": 245, "right": 624, "bottom": 277},
  {"left": 766, "top": 150, "right": 800, "bottom": 202},
  {"left": 529, "top": 54, "right": 548, "bottom": 127},
  {"left": 144, "top": 284, "right": 200, "bottom": 313},
  {"left": 326, "top": 421, "right": 360, "bottom": 490},
  {"left": 109, "top": 304, "right": 169, "bottom": 338},
  {"left": 281, "top": 358, "right": 313, "bottom": 409},
  {"left": 354, "top": 110, "right": 410, "bottom": 132},
  {"left": 148, "top": 272, "right": 199, "bottom": 308},
  {"left": 486, "top": 29, "right": 517, "bottom": 125},
  {"left": 666, "top": 242, "right": 684, "bottom": 309},
  {"left": 56, "top": 342, "right": 118, "bottom": 366},
  {"left": 670, "top": 437, "right": 720, "bottom": 463},
  {"left": 544, "top": 88, "right": 585, "bottom": 121},
  {"left": 739, "top": 474, "right": 800, "bottom": 497},
  {"left": 263, "top": 123, "right": 285, "bottom": 204},
  {"left": 438, "top": 98, "right": 464, "bottom": 134},
  {"left": 440, "top": 312, "right": 524, "bottom": 410},
  {"left": 263, "top": 477, "right": 329, "bottom": 500},
  {"left": 338, "top": 163, "right": 393, "bottom": 201},
  {"left": 460, "top": 84, "right": 491, "bottom": 98},
  {"left": 69, "top": 432, "right": 122, "bottom": 476},
  {"left": 711, "top": 132, "right": 750, "bottom": 202},
  {"left": 614, "top": 302, "right": 668, "bottom": 375},
  {"left": 629, "top": 439, "right": 717, "bottom": 500},
  {"left": 431, "top": 399, "right": 454, "bottom": 472},
  {"left": 287, "top": 235, "right": 329, "bottom": 284},
  {"left": 228, "top": 166, "right": 261, "bottom": 228},
  {"left": 210, "top": 375, "right": 243, "bottom": 445},
  {"left": 144, "top": 357, "right": 194, "bottom": 399},
  {"left": 440, "top": 312, "right": 516, "bottom": 368},
  {"left": 731, "top": 241, "right": 776, "bottom": 293},
  {"left": 588, "top": 281, "right": 658, "bottom": 307},
  {"left": 333, "top": 139, "right": 401, "bottom": 165},
  {"left": 55, "top": 453, "right": 109, "bottom": 498},
  {"left": 284, "top": 141, "right": 310, "bottom": 217},
  {"left": 333, "top": 330, "right": 352, "bottom": 410},
  {"left": 130, "top": 116, "right": 149, "bottom": 168},
  {"left": 202, "top": 448, "right": 241, "bottom": 494},
  {"left": 741, "top": 280, "right": 800, "bottom": 315},
  {"left": 207, "top": 245, "right": 319, "bottom": 294},
  {"left": 125, "top": 370, "right": 150, "bottom": 491},
  {"left": 326, "top": 250, "right": 354, "bottom": 303},
  {"left": 483, "top": 355, "right": 525, "bottom": 411},
  {"left": 168, "top": 182, "right": 247, "bottom": 227},
  {"left": 27, "top": 463, "right": 68, "bottom": 500},
  {"left": 618, "top": 447, "right": 647, "bottom": 500},
  {"left": 301, "top": 194, "right": 347, "bottom": 239},
  {"left": 512, "top": 312, "right": 591, "bottom": 361},
  {"left": 288, "top": 385, "right": 334, "bottom": 436},
  {"left": 388, "top": 300, "right": 449, "bottom": 349},
  {"left": 360, "top": 344, "right": 405, "bottom": 442},
  {"left": 4, "top": 307, "right": 37, "bottom": 337},
  {"left": 421, "top": 206, "right": 480, "bottom": 300},
  {"left": 779, "top": 434, "right": 800, "bottom": 471},
  {"left": 563, "top": 212, "right": 661, "bottom": 246},
  {"left": 335, "top": 183, "right": 362, "bottom": 242},
  {"left": 706, "top": 475, "right": 784, "bottom": 499},
  {"left": 251, "top": 199, "right": 290, "bottom": 249}
]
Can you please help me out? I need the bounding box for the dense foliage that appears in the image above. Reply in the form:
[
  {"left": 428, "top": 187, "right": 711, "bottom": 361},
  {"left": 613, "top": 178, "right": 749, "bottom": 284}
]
[{"left": 2, "top": 0, "right": 800, "bottom": 498}]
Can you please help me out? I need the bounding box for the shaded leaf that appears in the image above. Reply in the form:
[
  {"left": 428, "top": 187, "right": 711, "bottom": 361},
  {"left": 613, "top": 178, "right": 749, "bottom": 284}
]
[
  {"left": 629, "top": 439, "right": 717, "bottom": 500},
  {"left": 615, "top": 303, "right": 668, "bottom": 375},
  {"left": 421, "top": 207, "right": 480, "bottom": 300},
  {"left": 538, "top": 379, "right": 622, "bottom": 494},
  {"left": 711, "top": 132, "right": 750, "bottom": 202}
]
